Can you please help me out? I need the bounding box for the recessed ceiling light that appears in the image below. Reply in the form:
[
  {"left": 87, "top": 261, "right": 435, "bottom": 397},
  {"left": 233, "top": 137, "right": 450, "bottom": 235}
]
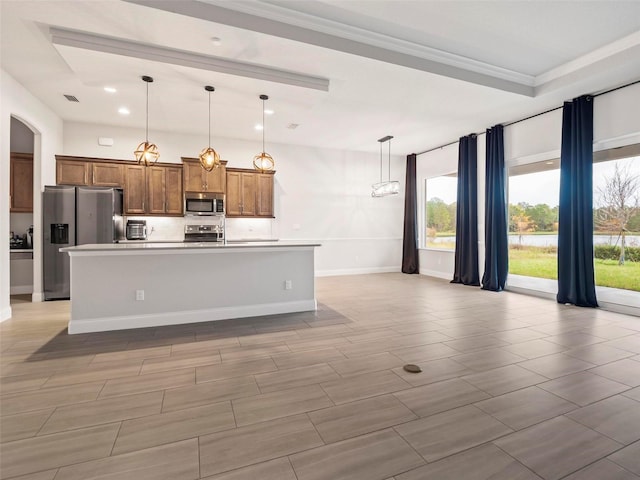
[
  {"left": 254, "top": 124, "right": 263, "bottom": 131},
  {"left": 118, "top": 107, "right": 130, "bottom": 115},
  {"left": 104, "top": 86, "right": 117, "bottom": 93},
  {"left": 545, "top": 161, "right": 554, "bottom": 165},
  {"left": 264, "top": 109, "right": 274, "bottom": 115},
  {"left": 211, "top": 37, "right": 222, "bottom": 46}
]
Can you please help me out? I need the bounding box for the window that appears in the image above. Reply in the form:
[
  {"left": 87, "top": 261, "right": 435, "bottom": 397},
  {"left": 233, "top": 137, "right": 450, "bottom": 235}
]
[
  {"left": 424, "top": 173, "right": 457, "bottom": 249},
  {"left": 507, "top": 160, "right": 560, "bottom": 280},
  {"left": 593, "top": 149, "right": 640, "bottom": 293}
]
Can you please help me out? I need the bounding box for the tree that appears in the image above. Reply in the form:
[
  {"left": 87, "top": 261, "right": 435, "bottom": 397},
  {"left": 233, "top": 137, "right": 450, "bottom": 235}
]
[
  {"left": 527, "top": 203, "right": 558, "bottom": 232},
  {"left": 511, "top": 213, "right": 536, "bottom": 245},
  {"left": 426, "top": 197, "right": 452, "bottom": 232},
  {"left": 595, "top": 162, "right": 640, "bottom": 265}
]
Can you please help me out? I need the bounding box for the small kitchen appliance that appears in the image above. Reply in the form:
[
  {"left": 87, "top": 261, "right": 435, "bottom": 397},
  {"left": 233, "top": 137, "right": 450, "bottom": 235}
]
[{"left": 126, "top": 220, "right": 147, "bottom": 240}]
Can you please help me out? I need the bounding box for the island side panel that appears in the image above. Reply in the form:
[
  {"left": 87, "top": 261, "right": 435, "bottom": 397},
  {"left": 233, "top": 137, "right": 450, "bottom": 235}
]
[{"left": 67, "top": 247, "right": 316, "bottom": 333}]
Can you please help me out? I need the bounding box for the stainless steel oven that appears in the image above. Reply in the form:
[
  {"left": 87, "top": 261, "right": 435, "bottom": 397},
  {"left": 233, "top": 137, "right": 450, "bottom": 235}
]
[
  {"left": 184, "top": 192, "right": 224, "bottom": 216},
  {"left": 184, "top": 224, "right": 224, "bottom": 242}
]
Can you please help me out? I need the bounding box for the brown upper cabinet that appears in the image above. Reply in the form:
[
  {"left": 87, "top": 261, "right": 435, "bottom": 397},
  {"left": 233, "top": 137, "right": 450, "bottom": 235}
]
[
  {"left": 146, "top": 165, "right": 183, "bottom": 215},
  {"left": 182, "top": 157, "right": 227, "bottom": 193},
  {"left": 226, "top": 168, "right": 274, "bottom": 218},
  {"left": 56, "top": 156, "right": 183, "bottom": 216},
  {"left": 123, "top": 163, "right": 183, "bottom": 216},
  {"left": 10, "top": 153, "right": 33, "bottom": 213},
  {"left": 56, "top": 156, "right": 124, "bottom": 187}
]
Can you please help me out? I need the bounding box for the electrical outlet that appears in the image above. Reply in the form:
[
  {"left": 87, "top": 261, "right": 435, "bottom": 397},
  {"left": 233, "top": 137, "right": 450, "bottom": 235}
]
[
  {"left": 285, "top": 280, "right": 292, "bottom": 290},
  {"left": 136, "top": 290, "right": 145, "bottom": 301}
]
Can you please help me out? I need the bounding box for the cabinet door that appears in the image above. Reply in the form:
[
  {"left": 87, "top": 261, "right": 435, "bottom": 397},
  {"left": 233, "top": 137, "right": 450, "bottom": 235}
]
[
  {"left": 240, "top": 173, "right": 257, "bottom": 216},
  {"left": 10, "top": 154, "right": 33, "bottom": 213},
  {"left": 256, "top": 173, "right": 274, "bottom": 217},
  {"left": 146, "top": 166, "right": 166, "bottom": 214},
  {"left": 124, "top": 165, "right": 146, "bottom": 214},
  {"left": 165, "top": 167, "right": 183, "bottom": 215},
  {"left": 92, "top": 162, "right": 123, "bottom": 187},
  {"left": 183, "top": 160, "right": 205, "bottom": 192},
  {"left": 204, "top": 164, "right": 226, "bottom": 193},
  {"left": 225, "top": 171, "right": 242, "bottom": 216},
  {"left": 57, "top": 160, "right": 90, "bottom": 186}
]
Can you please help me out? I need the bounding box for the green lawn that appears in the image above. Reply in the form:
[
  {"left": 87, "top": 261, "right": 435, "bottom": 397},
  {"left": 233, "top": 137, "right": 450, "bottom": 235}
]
[{"left": 509, "top": 247, "right": 640, "bottom": 292}]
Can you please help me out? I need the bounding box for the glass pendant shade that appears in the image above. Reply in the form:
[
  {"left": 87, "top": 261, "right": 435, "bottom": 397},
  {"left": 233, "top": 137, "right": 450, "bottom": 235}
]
[
  {"left": 135, "top": 75, "right": 159, "bottom": 166},
  {"left": 199, "top": 146, "right": 220, "bottom": 172},
  {"left": 254, "top": 94, "right": 274, "bottom": 172},
  {"left": 134, "top": 141, "right": 160, "bottom": 166},
  {"left": 371, "top": 135, "right": 398, "bottom": 197},
  {"left": 199, "top": 85, "right": 221, "bottom": 171},
  {"left": 371, "top": 180, "right": 400, "bottom": 197}
]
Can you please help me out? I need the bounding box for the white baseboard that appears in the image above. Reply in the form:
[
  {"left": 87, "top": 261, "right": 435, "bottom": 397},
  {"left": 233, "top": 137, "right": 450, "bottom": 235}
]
[
  {"left": 315, "top": 266, "right": 399, "bottom": 277},
  {"left": 0, "top": 306, "right": 12, "bottom": 323},
  {"left": 68, "top": 299, "right": 317, "bottom": 334},
  {"left": 32, "top": 292, "right": 44, "bottom": 302},
  {"left": 420, "top": 269, "right": 452, "bottom": 280},
  {"left": 10, "top": 285, "right": 33, "bottom": 295}
]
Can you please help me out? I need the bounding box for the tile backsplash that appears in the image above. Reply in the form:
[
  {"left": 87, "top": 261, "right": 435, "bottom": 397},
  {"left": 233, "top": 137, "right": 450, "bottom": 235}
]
[{"left": 124, "top": 216, "right": 276, "bottom": 241}]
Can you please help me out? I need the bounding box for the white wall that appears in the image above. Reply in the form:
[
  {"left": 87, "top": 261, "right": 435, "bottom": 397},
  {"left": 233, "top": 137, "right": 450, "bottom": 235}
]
[
  {"left": 1, "top": 69, "right": 63, "bottom": 319},
  {"left": 63, "top": 122, "right": 406, "bottom": 276},
  {"left": 417, "top": 83, "right": 640, "bottom": 283}
]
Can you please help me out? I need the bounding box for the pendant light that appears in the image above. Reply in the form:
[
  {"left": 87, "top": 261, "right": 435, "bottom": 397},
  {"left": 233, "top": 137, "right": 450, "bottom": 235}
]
[
  {"left": 199, "top": 85, "right": 221, "bottom": 172},
  {"left": 253, "top": 94, "right": 275, "bottom": 172},
  {"left": 371, "top": 135, "right": 399, "bottom": 197},
  {"left": 134, "top": 75, "right": 160, "bottom": 166}
]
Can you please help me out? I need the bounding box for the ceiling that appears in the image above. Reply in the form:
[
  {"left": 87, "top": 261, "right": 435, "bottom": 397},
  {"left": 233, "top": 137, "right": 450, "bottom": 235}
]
[{"left": 2, "top": 0, "right": 640, "bottom": 155}]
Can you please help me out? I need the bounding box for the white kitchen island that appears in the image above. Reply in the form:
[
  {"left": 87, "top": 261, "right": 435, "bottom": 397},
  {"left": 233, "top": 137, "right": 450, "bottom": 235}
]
[{"left": 61, "top": 242, "right": 320, "bottom": 334}]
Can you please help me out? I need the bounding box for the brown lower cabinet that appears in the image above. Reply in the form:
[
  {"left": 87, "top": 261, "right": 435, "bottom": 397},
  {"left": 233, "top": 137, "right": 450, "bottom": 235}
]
[{"left": 226, "top": 168, "right": 274, "bottom": 217}]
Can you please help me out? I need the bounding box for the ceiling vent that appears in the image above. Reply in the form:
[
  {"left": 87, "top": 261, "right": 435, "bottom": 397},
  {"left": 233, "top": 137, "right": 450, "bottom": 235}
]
[{"left": 64, "top": 94, "right": 79, "bottom": 102}]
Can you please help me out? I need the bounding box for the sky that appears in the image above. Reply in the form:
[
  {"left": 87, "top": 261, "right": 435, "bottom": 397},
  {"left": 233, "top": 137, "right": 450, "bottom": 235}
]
[{"left": 426, "top": 156, "right": 639, "bottom": 207}]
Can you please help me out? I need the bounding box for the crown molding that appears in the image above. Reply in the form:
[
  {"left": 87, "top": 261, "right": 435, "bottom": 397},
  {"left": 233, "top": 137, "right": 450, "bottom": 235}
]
[
  {"left": 49, "top": 26, "right": 330, "bottom": 91},
  {"left": 535, "top": 30, "right": 640, "bottom": 88},
  {"left": 206, "top": 0, "right": 535, "bottom": 87}
]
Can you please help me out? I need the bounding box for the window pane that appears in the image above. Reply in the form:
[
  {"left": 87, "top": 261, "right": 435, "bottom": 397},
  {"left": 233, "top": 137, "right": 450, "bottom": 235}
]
[
  {"left": 593, "top": 155, "right": 640, "bottom": 292},
  {"left": 508, "top": 161, "right": 559, "bottom": 280},
  {"left": 425, "top": 174, "right": 457, "bottom": 249}
]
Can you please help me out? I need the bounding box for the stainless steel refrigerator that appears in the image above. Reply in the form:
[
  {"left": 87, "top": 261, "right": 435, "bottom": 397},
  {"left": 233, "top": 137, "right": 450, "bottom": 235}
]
[{"left": 43, "top": 186, "right": 124, "bottom": 300}]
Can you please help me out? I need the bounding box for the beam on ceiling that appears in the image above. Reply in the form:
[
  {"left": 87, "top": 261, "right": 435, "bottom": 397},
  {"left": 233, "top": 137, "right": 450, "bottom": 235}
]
[
  {"left": 125, "top": 0, "right": 535, "bottom": 97},
  {"left": 49, "top": 27, "right": 330, "bottom": 92}
]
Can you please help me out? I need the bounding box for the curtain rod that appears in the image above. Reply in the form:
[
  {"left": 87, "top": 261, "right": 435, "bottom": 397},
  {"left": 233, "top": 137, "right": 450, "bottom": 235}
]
[{"left": 414, "top": 78, "right": 640, "bottom": 157}]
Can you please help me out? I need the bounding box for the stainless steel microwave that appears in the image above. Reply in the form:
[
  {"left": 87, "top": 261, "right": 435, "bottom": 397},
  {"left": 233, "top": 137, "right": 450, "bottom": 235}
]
[{"left": 184, "top": 192, "right": 224, "bottom": 216}]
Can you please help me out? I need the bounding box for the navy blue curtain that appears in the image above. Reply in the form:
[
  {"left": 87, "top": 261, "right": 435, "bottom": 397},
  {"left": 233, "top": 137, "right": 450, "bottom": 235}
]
[
  {"left": 451, "top": 135, "right": 480, "bottom": 286},
  {"left": 402, "top": 154, "right": 419, "bottom": 274},
  {"left": 482, "top": 125, "right": 508, "bottom": 291},
  {"left": 557, "top": 95, "right": 598, "bottom": 307}
]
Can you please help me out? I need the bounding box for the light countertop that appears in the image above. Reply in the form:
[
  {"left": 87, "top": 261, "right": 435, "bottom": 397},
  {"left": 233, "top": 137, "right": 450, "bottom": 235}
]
[{"left": 61, "top": 241, "right": 320, "bottom": 254}]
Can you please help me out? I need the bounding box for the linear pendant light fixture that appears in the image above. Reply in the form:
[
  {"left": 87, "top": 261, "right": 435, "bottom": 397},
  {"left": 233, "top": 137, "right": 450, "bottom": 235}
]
[
  {"left": 134, "top": 75, "right": 160, "bottom": 166},
  {"left": 372, "top": 135, "right": 399, "bottom": 197},
  {"left": 199, "top": 85, "right": 221, "bottom": 172},
  {"left": 253, "top": 94, "right": 275, "bottom": 172}
]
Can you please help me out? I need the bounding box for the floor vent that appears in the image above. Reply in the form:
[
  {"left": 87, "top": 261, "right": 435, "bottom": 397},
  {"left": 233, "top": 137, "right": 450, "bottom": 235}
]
[{"left": 64, "top": 94, "right": 79, "bottom": 102}]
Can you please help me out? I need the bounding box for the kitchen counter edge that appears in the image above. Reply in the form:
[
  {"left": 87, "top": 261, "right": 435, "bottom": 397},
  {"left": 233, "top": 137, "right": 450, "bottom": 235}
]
[{"left": 61, "top": 241, "right": 320, "bottom": 254}]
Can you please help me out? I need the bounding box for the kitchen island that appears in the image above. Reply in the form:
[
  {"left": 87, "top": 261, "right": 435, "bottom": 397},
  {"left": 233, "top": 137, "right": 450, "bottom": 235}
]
[{"left": 61, "top": 242, "right": 320, "bottom": 334}]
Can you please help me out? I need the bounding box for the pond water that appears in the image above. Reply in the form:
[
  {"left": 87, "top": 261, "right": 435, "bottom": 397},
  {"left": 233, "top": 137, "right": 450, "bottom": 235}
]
[{"left": 429, "top": 234, "right": 640, "bottom": 247}]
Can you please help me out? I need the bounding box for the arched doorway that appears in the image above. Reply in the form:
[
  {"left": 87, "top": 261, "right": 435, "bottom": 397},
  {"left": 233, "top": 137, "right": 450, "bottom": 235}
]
[{"left": 8, "top": 115, "right": 37, "bottom": 305}]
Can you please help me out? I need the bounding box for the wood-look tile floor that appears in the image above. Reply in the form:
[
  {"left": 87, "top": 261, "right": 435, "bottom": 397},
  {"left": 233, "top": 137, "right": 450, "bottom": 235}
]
[{"left": 1, "top": 274, "right": 640, "bottom": 479}]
